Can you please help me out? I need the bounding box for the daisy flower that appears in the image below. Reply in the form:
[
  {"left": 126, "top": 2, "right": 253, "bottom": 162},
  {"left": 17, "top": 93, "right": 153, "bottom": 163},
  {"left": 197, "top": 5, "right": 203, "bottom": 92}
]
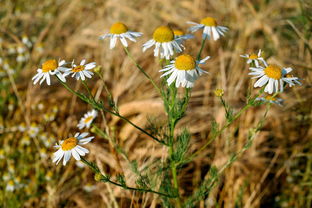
[
  {"left": 77, "top": 109, "right": 97, "bottom": 129},
  {"left": 159, "top": 54, "right": 210, "bottom": 88},
  {"left": 284, "top": 74, "right": 302, "bottom": 87},
  {"left": 64, "top": 59, "right": 96, "bottom": 81},
  {"left": 240, "top": 49, "right": 266, "bottom": 67},
  {"left": 53, "top": 132, "right": 94, "bottom": 166},
  {"left": 142, "top": 26, "right": 183, "bottom": 60},
  {"left": 188, "top": 17, "right": 228, "bottom": 41},
  {"left": 256, "top": 95, "right": 283, "bottom": 106},
  {"left": 6, "top": 180, "right": 15, "bottom": 192},
  {"left": 173, "top": 29, "right": 194, "bottom": 45},
  {"left": 99, "top": 22, "right": 142, "bottom": 49},
  {"left": 249, "top": 64, "right": 301, "bottom": 94},
  {"left": 32, "top": 59, "right": 68, "bottom": 85}
]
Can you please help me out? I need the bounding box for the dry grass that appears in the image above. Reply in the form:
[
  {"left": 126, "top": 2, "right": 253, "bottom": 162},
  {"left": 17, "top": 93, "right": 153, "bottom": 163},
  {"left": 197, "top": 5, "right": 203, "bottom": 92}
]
[{"left": 0, "top": 0, "right": 312, "bottom": 207}]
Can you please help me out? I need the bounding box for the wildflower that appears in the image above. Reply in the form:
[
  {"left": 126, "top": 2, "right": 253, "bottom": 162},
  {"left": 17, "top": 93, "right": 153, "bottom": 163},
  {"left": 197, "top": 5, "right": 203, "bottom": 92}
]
[
  {"left": 3, "top": 172, "right": 10, "bottom": 181},
  {"left": 188, "top": 17, "right": 228, "bottom": 40},
  {"left": 159, "top": 54, "right": 210, "bottom": 88},
  {"left": 94, "top": 173, "right": 103, "bottom": 181},
  {"left": 142, "top": 26, "right": 183, "bottom": 60},
  {"left": 285, "top": 74, "right": 302, "bottom": 87},
  {"left": 83, "top": 183, "right": 96, "bottom": 192},
  {"left": 99, "top": 22, "right": 143, "bottom": 49},
  {"left": 44, "top": 112, "right": 56, "bottom": 122},
  {"left": 8, "top": 164, "right": 15, "bottom": 174},
  {"left": 22, "top": 35, "right": 32, "bottom": 48},
  {"left": 256, "top": 95, "right": 283, "bottom": 106},
  {"left": 77, "top": 109, "right": 97, "bottom": 129},
  {"left": 173, "top": 29, "right": 194, "bottom": 44},
  {"left": 0, "top": 149, "right": 4, "bottom": 159},
  {"left": 45, "top": 171, "right": 53, "bottom": 181},
  {"left": 18, "top": 123, "right": 27, "bottom": 132},
  {"left": 240, "top": 49, "right": 265, "bottom": 67},
  {"left": 6, "top": 180, "right": 15, "bottom": 192},
  {"left": 249, "top": 64, "right": 301, "bottom": 94},
  {"left": 28, "top": 123, "right": 40, "bottom": 138},
  {"left": 64, "top": 60, "right": 95, "bottom": 81},
  {"left": 39, "top": 148, "right": 48, "bottom": 159},
  {"left": 32, "top": 59, "right": 68, "bottom": 85},
  {"left": 21, "top": 136, "right": 31, "bottom": 145},
  {"left": 17, "top": 46, "right": 26, "bottom": 54},
  {"left": 214, "top": 88, "right": 224, "bottom": 97},
  {"left": 53, "top": 132, "right": 94, "bottom": 166}
]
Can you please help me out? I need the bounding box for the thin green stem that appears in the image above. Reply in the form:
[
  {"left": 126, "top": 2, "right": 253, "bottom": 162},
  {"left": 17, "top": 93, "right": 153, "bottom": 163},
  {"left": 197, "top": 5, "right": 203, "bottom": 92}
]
[
  {"left": 57, "top": 78, "right": 165, "bottom": 145},
  {"left": 179, "top": 89, "right": 265, "bottom": 166},
  {"left": 123, "top": 46, "right": 161, "bottom": 95},
  {"left": 82, "top": 79, "right": 93, "bottom": 99},
  {"left": 80, "top": 158, "right": 175, "bottom": 198},
  {"left": 196, "top": 37, "right": 207, "bottom": 61}
]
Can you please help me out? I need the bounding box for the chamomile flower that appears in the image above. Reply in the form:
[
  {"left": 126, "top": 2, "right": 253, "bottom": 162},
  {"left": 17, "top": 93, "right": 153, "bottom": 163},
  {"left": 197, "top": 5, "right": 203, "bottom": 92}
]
[
  {"left": 240, "top": 49, "right": 266, "bottom": 67},
  {"left": 6, "top": 180, "right": 15, "bottom": 192},
  {"left": 188, "top": 17, "right": 228, "bottom": 40},
  {"left": 77, "top": 109, "right": 97, "bottom": 129},
  {"left": 99, "top": 22, "right": 143, "bottom": 49},
  {"left": 32, "top": 59, "right": 68, "bottom": 85},
  {"left": 53, "top": 132, "right": 94, "bottom": 166},
  {"left": 159, "top": 54, "right": 210, "bottom": 88},
  {"left": 249, "top": 64, "right": 301, "bottom": 94},
  {"left": 64, "top": 60, "right": 95, "bottom": 81},
  {"left": 256, "top": 95, "right": 283, "bottom": 106},
  {"left": 142, "top": 26, "right": 183, "bottom": 60},
  {"left": 285, "top": 74, "right": 302, "bottom": 87},
  {"left": 173, "top": 30, "right": 194, "bottom": 44}
]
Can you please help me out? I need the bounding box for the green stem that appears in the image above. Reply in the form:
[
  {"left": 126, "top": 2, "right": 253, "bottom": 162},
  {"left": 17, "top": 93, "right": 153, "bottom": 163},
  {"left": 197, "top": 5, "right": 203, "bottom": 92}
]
[
  {"left": 179, "top": 89, "right": 265, "bottom": 166},
  {"left": 57, "top": 78, "right": 165, "bottom": 145},
  {"left": 80, "top": 158, "right": 175, "bottom": 198},
  {"left": 196, "top": 37, "right": 207, "bottom": 61},
  {"left": 123, "top": 46, "right": 161, "bottom": 95}
]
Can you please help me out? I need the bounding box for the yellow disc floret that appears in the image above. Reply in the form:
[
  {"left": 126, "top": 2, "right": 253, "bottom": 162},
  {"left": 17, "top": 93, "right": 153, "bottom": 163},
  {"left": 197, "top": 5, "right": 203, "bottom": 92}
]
[
  {"left": 265, "top": 95, "right": 276, "bottom": 101},
  {"left": 72, "top": 65, "right": 85, "bottom": 72},
  {"left": 200, "top": 17, "right": 217, "bottom": 27},
  {"left": 264, "top": 64, "right": 282, "bottom": 80},
  {"left": 84, "top": 116, "right": 93, "bottom": 124},
  {"left": 175, "top": 54, "right": 196, "bottom": 71},
  {"left": 153, "top": 26, "right": 174, "bottom": 43},
  {"left": 173, "top": 30, "right": 184, "bottom": 36},
  {"left": 42, "top": 59, "right": 58, "bottom": 72},
  {"left": 110, "top": 22, "right": 128, "bottom": 34},
  {"left": 61, "top": 137, "right": 78, "bottom": 151},
  {"left": 249, "top": 54, "right": 258, "bottom": 59}
]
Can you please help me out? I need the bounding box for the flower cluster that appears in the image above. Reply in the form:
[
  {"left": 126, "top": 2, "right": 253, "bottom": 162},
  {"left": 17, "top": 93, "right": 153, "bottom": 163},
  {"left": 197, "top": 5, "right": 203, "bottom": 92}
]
[
  {"left": 241, "top": 49, "right": 302, "bottom": 105},
  {"left": 32, "top": 59, "right": 96, "bottom": 85}
]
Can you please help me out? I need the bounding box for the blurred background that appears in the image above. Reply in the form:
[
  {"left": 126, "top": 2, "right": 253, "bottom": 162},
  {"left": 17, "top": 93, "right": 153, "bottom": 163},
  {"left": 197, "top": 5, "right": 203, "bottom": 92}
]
[{"left": 0, "top": 0, "right": 311, "bottom": 207}]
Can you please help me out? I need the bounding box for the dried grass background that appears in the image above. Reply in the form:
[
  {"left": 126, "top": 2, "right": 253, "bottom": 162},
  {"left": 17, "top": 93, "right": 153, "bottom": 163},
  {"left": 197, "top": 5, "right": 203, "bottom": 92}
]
[{"left": 1, "top": 0, "right": 312, "bottom": 207}]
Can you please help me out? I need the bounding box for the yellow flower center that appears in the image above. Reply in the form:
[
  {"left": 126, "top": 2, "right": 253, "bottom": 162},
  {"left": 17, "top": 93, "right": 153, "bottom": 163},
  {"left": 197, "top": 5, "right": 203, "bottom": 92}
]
[
  {"left": 8, "top": 180, "right": 14, "bottom": 186},
  {"left": 173, "top": 30, "right": 184, "bottom": 36},
  {"left": 61, "top": 137, "right": 78, "bottom": 151},
  {"left": 153, "top": 26, "right": 174, "bottom": 43},
  {"left": 72, "top": 65, "right": 85, "bottom": 72},
  {"left": 42, "top": 60, "right": 58, "bottom": 72},
  {"left": 200, "top": 17, "right": 217, "bottom": 26},
  {"left": 265, "top": 95, "right": 276, "bottom": 101},
  {"left": 110, "top": 22, "right": 128, "bottom": 34},
  {"left": 175, "top": 54, "right": 196, "bottom": 71},
  {"left": 249, "top": 54, "right": 258, "bottom": 59},
  {"left": 214, "top": 88, "right": 224, "bottom": 97},
  {"left": 84, "top": 116, "right": 93, "bottom": 123},
  {"left": 264, "top": 64, "right": 282, "bottom": 80}
]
